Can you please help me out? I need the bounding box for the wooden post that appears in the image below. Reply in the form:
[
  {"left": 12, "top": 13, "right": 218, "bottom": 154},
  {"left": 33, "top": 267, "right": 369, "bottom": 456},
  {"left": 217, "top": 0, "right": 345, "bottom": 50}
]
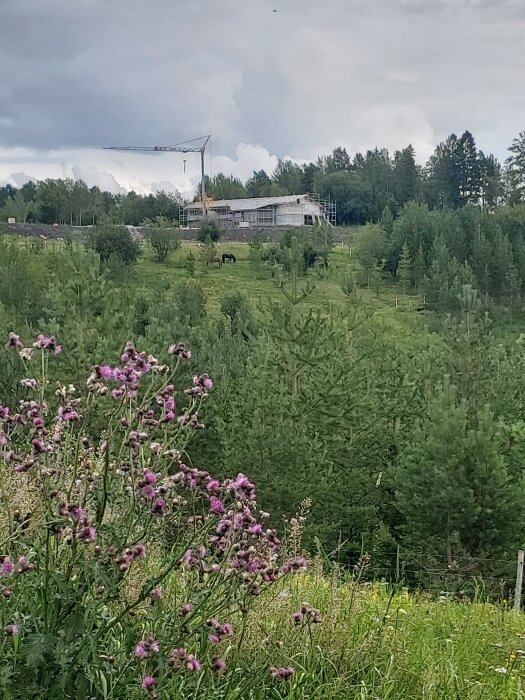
[{"left": 514, "top": 550, "right": 524, "bottom": 610}]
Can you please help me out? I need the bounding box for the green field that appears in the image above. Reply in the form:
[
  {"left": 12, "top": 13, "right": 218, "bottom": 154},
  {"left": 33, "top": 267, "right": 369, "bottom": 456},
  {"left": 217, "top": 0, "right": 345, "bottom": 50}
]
[{"left": 2, "top": 232, "right": 525, "bottom": 699}]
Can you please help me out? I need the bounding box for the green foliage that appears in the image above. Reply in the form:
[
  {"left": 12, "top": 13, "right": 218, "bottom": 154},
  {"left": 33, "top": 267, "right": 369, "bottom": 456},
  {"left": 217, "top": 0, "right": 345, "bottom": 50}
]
[
  {"left": 87, "top": 224, "right": 140, "bottom": 265},
  {"left": 354, "top": 224, "right": 386, "bottom": 288},
  {"left": 143, "top": 216, "right": 180, "bottom": 263},
  {"left": 197, "top": 218, "right": 223, "bottom": 242}
]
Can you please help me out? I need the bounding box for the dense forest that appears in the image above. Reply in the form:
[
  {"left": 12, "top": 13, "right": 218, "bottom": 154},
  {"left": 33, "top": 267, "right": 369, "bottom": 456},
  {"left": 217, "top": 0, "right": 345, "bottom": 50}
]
[{"left": 1, "top": 129, "right": 525, "bottom": 226}]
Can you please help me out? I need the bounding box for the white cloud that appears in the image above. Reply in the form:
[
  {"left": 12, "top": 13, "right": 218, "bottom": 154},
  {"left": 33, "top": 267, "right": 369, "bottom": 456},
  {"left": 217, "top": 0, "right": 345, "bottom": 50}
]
[{"left": 0, "top": 0, "right": 524, "bottom": 191}]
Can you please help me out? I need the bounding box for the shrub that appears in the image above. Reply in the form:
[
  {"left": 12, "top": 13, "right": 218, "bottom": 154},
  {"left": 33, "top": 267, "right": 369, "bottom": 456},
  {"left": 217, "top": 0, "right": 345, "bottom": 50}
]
[
  {"left": 0, "top": 333, "right": 306, "bottom": 698},
  {"left": 87, "top": 225, "right": 140, "bottom": 265},
  {"left": 197, "top": 218, "right": 223, "bottom": 243},
  {"left": 143, "top": 216, "right": 180, "bottom": 263}
]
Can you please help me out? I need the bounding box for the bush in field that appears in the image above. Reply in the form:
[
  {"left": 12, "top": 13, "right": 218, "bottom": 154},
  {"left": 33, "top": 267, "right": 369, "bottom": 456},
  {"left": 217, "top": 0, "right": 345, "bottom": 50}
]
[
  {"left": 87, "top": 225, "right": 140, "bottom": 265},
  {"left": 143, "top": 216, "right": 180, "bottom": 263},
  {"left": 197, "top": 218, "right": 222, "bottom": 243},
  {"left": 0, "top": 334, "right": 306, "bottom": 699}
]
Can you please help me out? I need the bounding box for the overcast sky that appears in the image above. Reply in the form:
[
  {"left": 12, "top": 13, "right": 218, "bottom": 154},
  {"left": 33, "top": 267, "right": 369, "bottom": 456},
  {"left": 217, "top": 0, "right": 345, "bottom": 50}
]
[{"left": 1, "top": 0, "right": 524, "bottom": 196}]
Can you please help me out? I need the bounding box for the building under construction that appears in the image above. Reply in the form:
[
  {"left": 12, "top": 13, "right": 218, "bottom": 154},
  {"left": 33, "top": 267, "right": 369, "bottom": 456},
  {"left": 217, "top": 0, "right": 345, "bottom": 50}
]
[{"left": 181, "top": 194, "right": 336, "bottom": 228}]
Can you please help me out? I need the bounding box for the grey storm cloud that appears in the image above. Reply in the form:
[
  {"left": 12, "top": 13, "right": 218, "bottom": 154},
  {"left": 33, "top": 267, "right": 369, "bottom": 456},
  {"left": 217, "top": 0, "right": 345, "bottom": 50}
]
[{"left": 0, "top": 0, "right": 524, "bottom": 192}]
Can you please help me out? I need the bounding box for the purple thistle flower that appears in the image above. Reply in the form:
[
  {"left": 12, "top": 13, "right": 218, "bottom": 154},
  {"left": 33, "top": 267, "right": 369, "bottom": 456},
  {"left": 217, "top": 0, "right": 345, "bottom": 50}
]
[
  {"left": 77, "top": 526, "right": 96, "bottom": 543},
  {"left": 292, "top": 611, "right": 303, "bottom": 624},
  {"left": 141, "top": 675, "right": 156, "bottom": 690},
  {"left": 133, "top": 544, "right": 146, "bottom": 559},
  {"left": 6, "top": 333, "right": 24, "bottom": 351},
  {"left": 31, "top": 438, "right": 46, "bottom": 454},
  {"left": 0, "top": 434, "right": 7, "bottom": 447},
  {"left": 208, "top": 634, "right": 221, "bottom": 644},
  {"left": 58, "top": 406, "right": 79, "bottom": 422},
  {"left": 134, "top": 642, "right": 147, "bottom": 658},
  {"left": 69, "top": 505, "right": 86, "bottom": 522},
  {"left": 201, "top": 374, "right": 213, "bottom": 390},
  {"left": 97, "top": 365, "right": 116, "bottom": 381},
  {"left": 0, "top": 559, "right": 15, "bottom": 576},
  {"left": 209, "top": 496, "right": 225, "bottom": 515},
  {"left": 212, "top": 658, "right": 226, "bottom": 673},
  {"left": 281, "top": 556, "right": 308, "bottom": 574},
  {"left": 178, "top": 603, "right": 193, "bottom": 617},
  {"left": 141, "top": 485, "right": 157, "bottom": 500},
  {"left": 151, "top": 497, "right": 166, "bottom": 515},
  {"left": 168, "top": 342, "right": 192, "bottom": 359},
  {"left": 186, "top": 655, "right": 202, "bottom": 672},
  {"left": 150, "top": 587, "right": 163, "bottom": 601},
  {"left": 33, "top": 334, "right": 60, "bottom": 354},
  {"left": 206, "top": 478, "right": 221, "bottom": 493},
  {"left": 5, "top": 623, "right": 19, "bottom": 636},
  {"left": 142, "top": 469, "right": 157, "bottom": 485},
  {"left": 271, "top": 666, "right": 295, "bottom": 680},
  {"left": 20, "top": 378, "right": 38, "bottom": 390}
]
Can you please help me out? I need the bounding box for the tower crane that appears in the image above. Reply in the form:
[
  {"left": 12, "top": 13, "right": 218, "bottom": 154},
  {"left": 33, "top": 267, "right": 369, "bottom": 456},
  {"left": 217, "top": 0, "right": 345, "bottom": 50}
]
[{"left": 104, "top": 135, "right": 211, "bottom": 214}]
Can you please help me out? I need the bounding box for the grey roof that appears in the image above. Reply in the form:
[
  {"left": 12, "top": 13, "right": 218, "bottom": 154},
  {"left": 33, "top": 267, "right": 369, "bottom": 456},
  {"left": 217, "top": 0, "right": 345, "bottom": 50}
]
[{"left": 185, "top": 194, "right": 314, "bottom": 212}]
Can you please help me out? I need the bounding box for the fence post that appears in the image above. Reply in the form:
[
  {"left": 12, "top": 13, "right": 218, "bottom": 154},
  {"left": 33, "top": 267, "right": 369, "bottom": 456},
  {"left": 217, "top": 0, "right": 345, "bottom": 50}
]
[{"left": 514, "top": 550, "right": 524, "bottom": 610}]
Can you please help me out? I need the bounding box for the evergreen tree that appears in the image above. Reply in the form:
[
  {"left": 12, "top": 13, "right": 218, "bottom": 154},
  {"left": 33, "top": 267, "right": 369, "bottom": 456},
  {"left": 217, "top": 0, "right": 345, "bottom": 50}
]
[
  {"left": 471, "top": 230, "right": 492, "bottom": 295},
  {"left": 393, "top": 145, "right": 419, "bottom": 206},
  {"left": 413, "top": 245, "right": 426, "bottom": 292},
  {"left": 394, "top": 382, "right": 525, "bottom": 563},
  {"left": 397, "top": 242, "right": 412, "bottom": 293},
  {"left": 508, "top": 130, "right": 525, "bottom": 200}
]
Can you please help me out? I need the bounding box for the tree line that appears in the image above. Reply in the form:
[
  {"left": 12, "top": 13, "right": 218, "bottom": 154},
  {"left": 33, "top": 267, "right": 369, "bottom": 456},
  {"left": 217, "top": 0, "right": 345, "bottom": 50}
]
[{"left": 2, "top": 129, "right": 525, "bottom": 227}]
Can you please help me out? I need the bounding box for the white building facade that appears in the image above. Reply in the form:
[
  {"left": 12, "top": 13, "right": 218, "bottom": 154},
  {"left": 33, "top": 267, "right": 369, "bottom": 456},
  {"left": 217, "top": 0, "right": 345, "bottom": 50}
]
[{"left": 183, "top": 194, "right": 335, "bottom": 228}]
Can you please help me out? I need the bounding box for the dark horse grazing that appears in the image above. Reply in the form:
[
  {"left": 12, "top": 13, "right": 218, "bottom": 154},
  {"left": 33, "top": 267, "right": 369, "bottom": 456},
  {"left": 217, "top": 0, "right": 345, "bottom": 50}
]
[{"left": 221, "top": 253, "right": 236, "bottom": 264}]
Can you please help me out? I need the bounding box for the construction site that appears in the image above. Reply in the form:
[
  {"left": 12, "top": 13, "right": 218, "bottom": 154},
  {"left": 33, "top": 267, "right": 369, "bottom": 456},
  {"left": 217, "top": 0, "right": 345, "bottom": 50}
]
[{"left": 104, "top": 135, "right": 336, "bottom": 231}]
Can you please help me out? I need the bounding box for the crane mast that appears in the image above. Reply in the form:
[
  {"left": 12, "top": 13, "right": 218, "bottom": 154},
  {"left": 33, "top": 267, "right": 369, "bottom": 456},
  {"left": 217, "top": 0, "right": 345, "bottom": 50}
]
[{"left": 104, "top": 135, "right": 211, "bottom": 214}]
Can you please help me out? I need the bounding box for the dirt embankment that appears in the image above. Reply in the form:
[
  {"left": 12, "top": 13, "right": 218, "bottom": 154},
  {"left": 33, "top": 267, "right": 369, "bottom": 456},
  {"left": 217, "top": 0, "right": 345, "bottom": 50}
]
[{"left": 0, "top": 222, "right": 348, "bottom": 243}]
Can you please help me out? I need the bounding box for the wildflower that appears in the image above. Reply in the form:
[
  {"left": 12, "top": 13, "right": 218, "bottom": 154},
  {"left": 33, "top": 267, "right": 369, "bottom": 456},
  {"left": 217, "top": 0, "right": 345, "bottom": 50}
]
[
  {"left": 135, "top": 643, "right": 148, "bottom": 658},
  {"left": 133, "top": 544, "right": 146, "bottom": 559},
  {"left": 135, "top": 638, "right": 160, "bottom": 658},
  {"left": 33, "top": 334, "right": 60, "bottom": 354},
  {"left": 168, "top": 647, "right": 187, "bottom": 664},
  {"left": 493, "top": 667, "right": 508, "bottom": 674},
  {"left": 151, "top": 497, "right": 166, "bottom": 515},
  {"left": 212, "top": 658, "right": 226, "bottom": 673},
  {"left": 280, "top": 556, "right": 308, "bottom": 574},
  {"left": 5, "top": 624, "right": 19, "bottom": 636},
  {"left": 20, "top": 378, "right": 38, "bottom": 390},
  {"left": 207, "top": 478, "right": 221, "bottom": 493},
  {"left": 209, "top": 496, "right": 225, "bottom": 514},
  {"left": 271, "top": 666, "right": 295, "bottom": 680},
  {"left": 57, "top": 405, "right": 80, "bottom": 422},
  {"left": 0, "top": 558, "right": 15, "bottom": 576},
  {"left": 97, "top": 365, "right": 116, "bottom": 381},
  {"left": 77, "top": 526, "right": 97, "bottom": 543},
  {"left": 150, "top": 587, "right": 163, "bottom": 601},
  {"left": 141, "top": 485, "right": 156, "bottom": 500},
  {"left": 19, "top": 347, "right": 34, "bottom": 361},
  {"left": 168, "top": 342, "right": 192, "bottom": 359},
  {"left": 0, "top": 433, "right": 7, "bottom": 447},
  {"left": 186, "top": 655, "right": 202, "bottom": 672},
  {"left": 31, "top": 438, "right": 46, "bottom": 454},
  {"left": 6, "top": 333, "right": 24, "bottom": 351},
  {"left": 141, "top": 675, "right": 156, "bottom": 690},
  {"left": 68, "top": 505, "right": 86, "bottom": 522},
  {"left": 292, "top": 611, "right": 303, "bottom": 625},
  {"left": 16, "top": 556, "right": 35, "bottom": 574},
  {"left": 178, "top": 603, "right": 193, "bottom": 617}
]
